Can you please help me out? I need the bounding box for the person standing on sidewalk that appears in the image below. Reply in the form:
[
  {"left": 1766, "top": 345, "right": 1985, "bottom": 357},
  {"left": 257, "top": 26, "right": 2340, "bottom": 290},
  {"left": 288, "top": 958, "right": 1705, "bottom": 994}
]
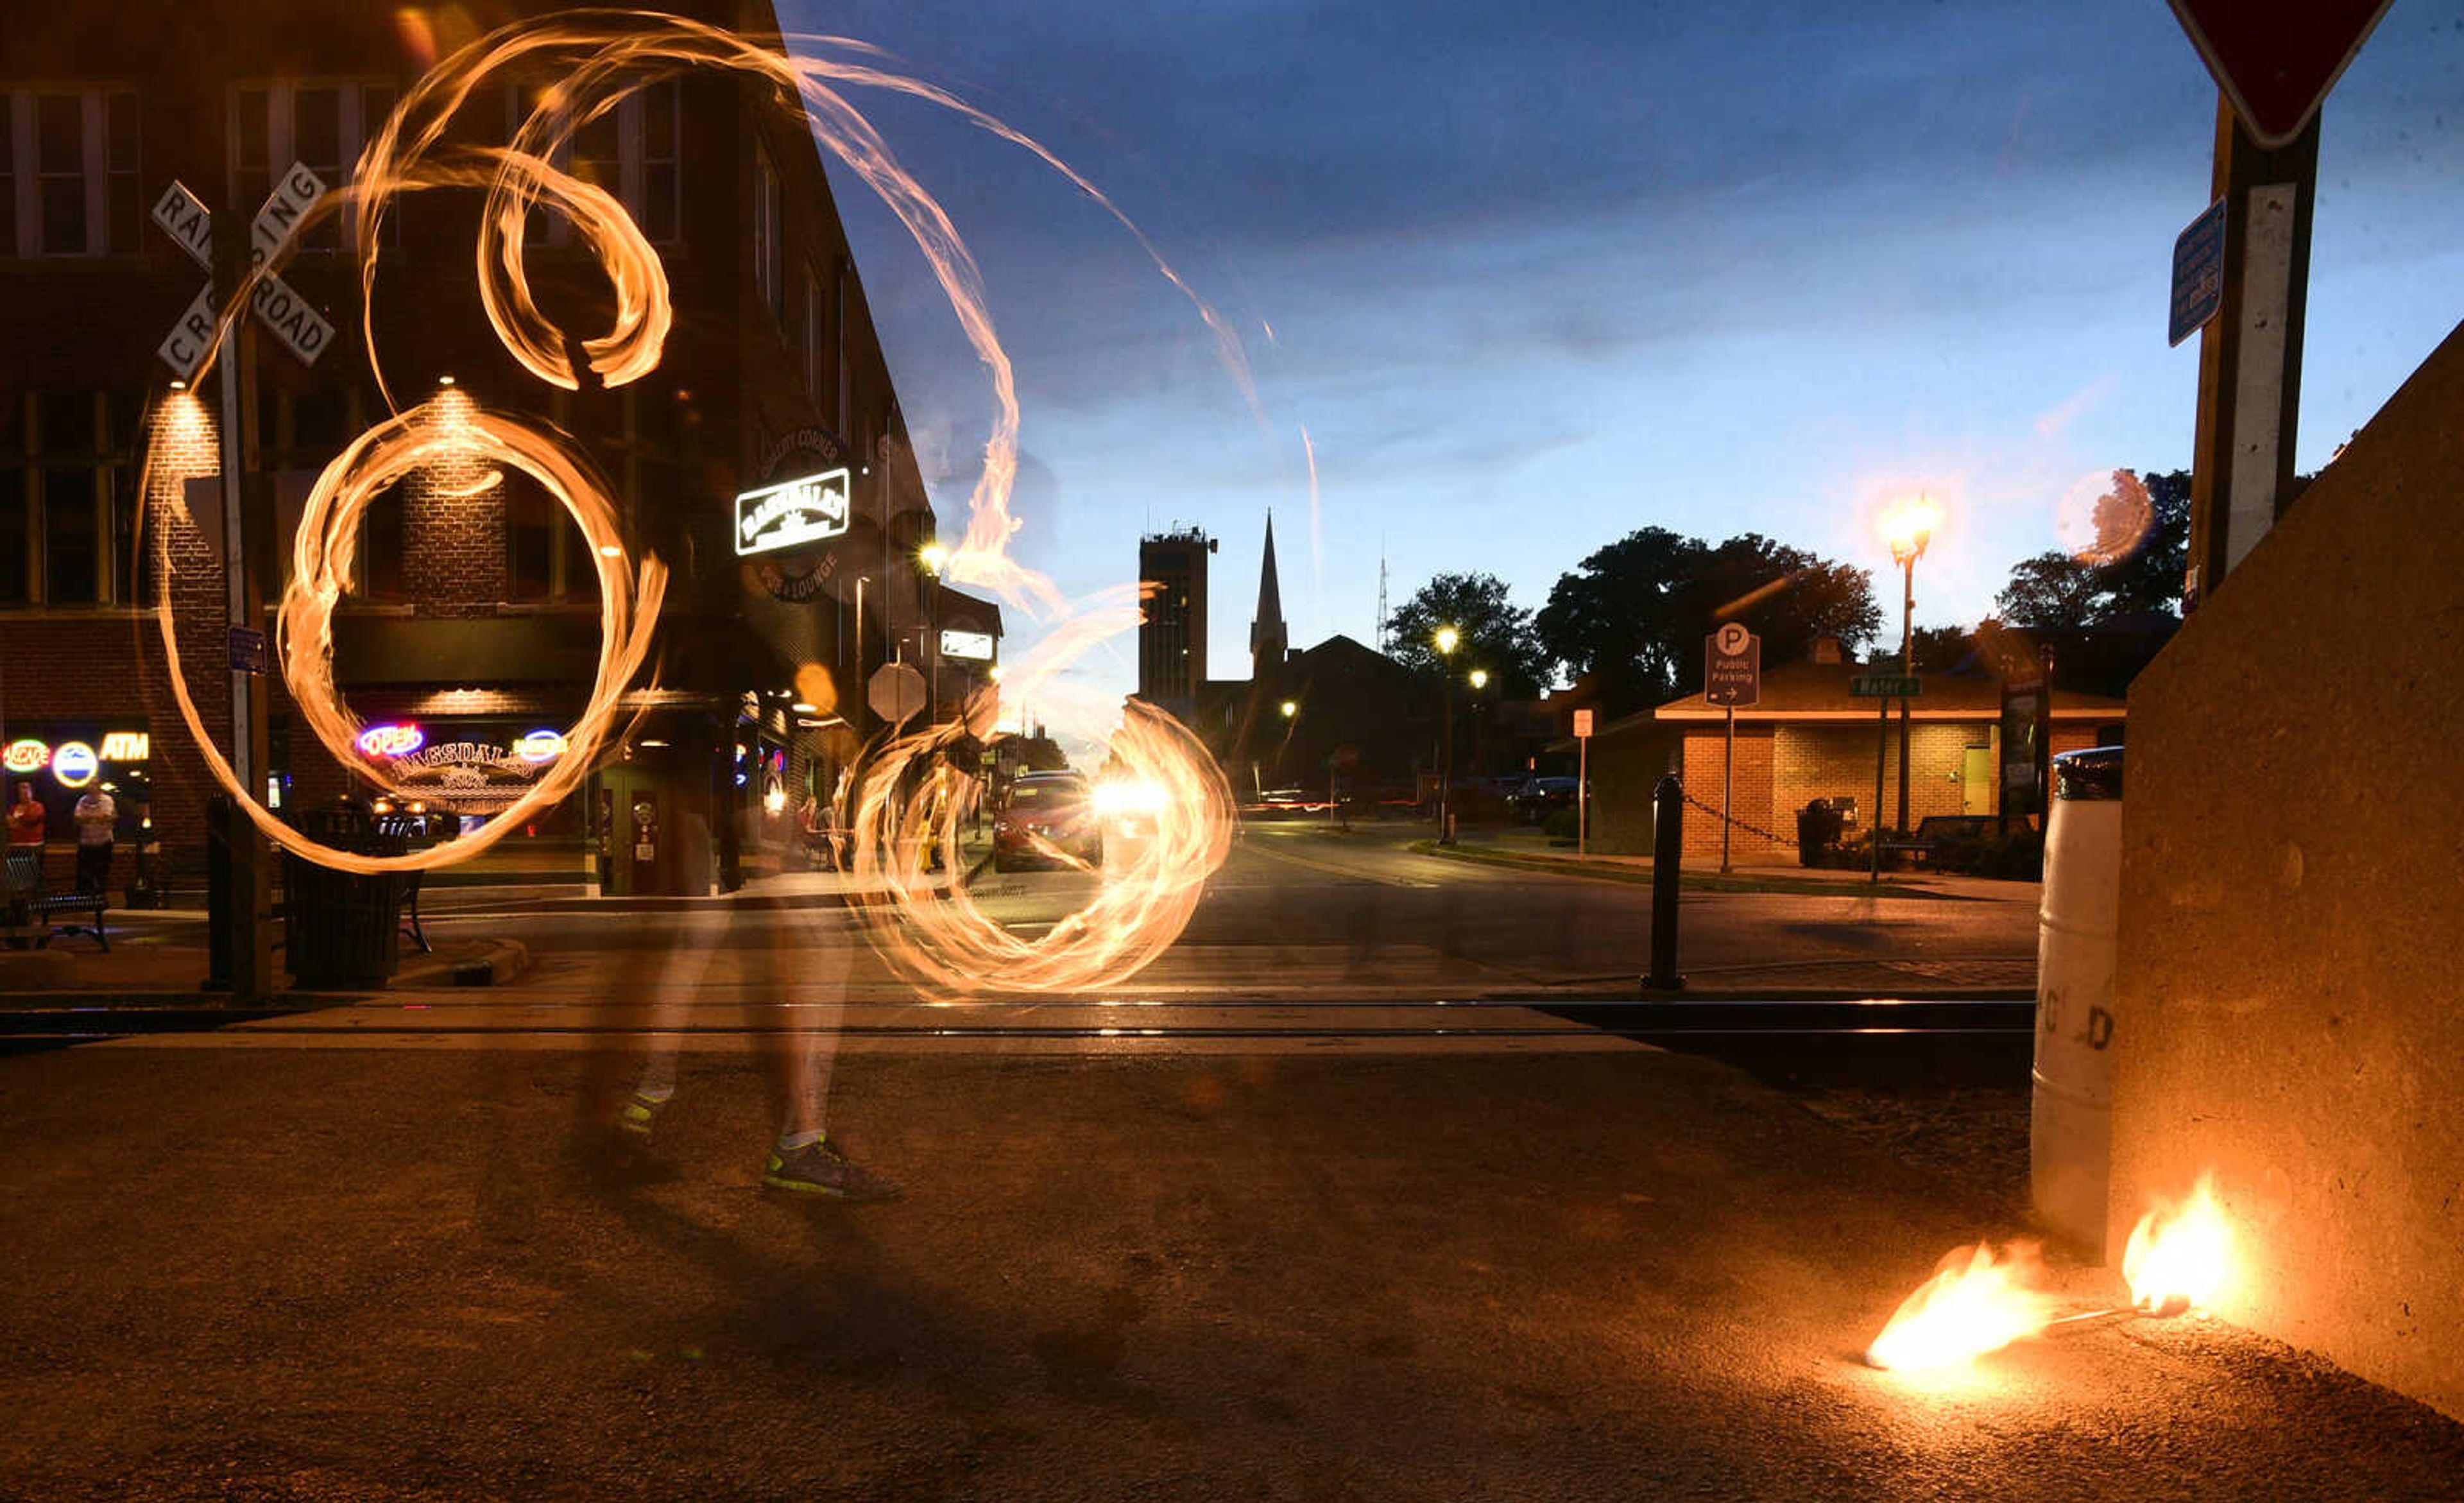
[
  {"left": 6, "top": 782, "right": 44, "bottom": 848},
  {"left": 72, "top": 785, "right": 116, "bottom": 895}
]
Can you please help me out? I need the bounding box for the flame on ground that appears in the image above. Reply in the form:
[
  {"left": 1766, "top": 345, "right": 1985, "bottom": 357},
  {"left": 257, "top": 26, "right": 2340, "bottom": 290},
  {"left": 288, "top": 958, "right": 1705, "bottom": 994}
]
[
  {"left": 2122, "top": 1173, "right": 2233, "bottom": 1315},
  {"left": 1865, "top": 1240, "right": 2058, "bottom": 1372}
]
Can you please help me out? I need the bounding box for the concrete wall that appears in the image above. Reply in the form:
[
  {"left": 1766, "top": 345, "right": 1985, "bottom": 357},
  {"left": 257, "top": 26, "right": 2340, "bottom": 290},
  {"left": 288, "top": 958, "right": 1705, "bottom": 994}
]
[{"left": 2107, "top": 317, "right": 2464, "bottom": 1420}]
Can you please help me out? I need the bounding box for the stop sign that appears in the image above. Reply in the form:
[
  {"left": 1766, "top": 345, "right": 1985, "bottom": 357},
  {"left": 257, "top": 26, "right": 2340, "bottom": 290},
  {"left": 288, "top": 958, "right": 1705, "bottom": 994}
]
[{"left": 867, "top": 662, "right": 928, "bottom": 725}]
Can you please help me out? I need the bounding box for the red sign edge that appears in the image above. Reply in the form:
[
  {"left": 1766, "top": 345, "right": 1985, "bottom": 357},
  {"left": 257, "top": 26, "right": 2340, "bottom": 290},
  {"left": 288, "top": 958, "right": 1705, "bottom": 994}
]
[{"left": 2164, "top": 0, "right": 2397, "bottom": 150}]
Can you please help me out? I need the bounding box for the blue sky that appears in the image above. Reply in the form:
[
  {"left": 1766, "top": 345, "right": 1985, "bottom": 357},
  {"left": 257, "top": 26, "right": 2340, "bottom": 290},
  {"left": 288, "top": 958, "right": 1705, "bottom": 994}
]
[{"left": 784, "top": 1, "right": 2463, "bottom": 696}]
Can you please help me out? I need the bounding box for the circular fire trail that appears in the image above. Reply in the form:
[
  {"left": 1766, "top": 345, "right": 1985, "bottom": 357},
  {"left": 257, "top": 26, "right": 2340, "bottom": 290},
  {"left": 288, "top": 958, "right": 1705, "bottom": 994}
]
[{"left": 140, "top": 9, "right": 1244, "bottom": 982}]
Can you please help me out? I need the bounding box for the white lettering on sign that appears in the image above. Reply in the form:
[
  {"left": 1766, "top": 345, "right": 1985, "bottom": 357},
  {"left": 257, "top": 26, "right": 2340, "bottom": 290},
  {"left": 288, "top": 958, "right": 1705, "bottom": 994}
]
[
  {"left": 151, "top": 181, "right": 215, "bottom": 269},
  {"left": 250, "top": 162, "right": 329, "bottom": 270},
  {"left": 150, "top": 171, "right": 334, "bottom": 375},
  {"left": 735, "top": 468, "right": 852, "bottom": 556},
  {"left": 157, "top": 284, "right": 219, "bottom": 382}
]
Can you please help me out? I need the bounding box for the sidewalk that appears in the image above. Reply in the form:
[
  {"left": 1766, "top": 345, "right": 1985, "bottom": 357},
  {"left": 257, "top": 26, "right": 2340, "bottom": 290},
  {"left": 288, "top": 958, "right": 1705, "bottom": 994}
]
[
  {"left": 0, "top": 909, "right": 529, "bottom": 1004},
  {"left": 1414, "top": 823, "right": 2034, "bottom": 901},
  {"left": 1, "top": 1043, "right": 2455, "bottom": 1499}
]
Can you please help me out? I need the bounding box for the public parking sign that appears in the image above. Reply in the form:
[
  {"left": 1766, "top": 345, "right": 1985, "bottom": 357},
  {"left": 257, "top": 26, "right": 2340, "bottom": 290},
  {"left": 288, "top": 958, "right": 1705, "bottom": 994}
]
[{"left": 1704, "top": 623, "right": 1759, "bottom": 708}]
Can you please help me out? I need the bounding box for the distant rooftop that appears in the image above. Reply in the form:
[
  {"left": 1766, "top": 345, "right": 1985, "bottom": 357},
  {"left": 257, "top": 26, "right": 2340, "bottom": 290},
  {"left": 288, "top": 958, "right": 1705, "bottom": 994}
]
[{"left": 1142, "top": 525, "right": 1213, "bottom": 545}]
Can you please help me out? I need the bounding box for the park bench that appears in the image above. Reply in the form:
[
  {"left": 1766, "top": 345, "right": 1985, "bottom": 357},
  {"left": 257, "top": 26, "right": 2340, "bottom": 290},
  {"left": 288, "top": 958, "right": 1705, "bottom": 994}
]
[
  {"left": 1878, "top": 814, "right": 1999, "bottom": 868},
  {"left": 3, "top": 846, "right": 110, "bottom": 951}
]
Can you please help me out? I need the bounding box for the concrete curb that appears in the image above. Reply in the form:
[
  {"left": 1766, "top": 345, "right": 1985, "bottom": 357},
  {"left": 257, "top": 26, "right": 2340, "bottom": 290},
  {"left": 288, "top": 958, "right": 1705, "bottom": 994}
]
[
  {"left": 397, "top": 937, "right": 530, "bottom": 988},
  {"left": 1407, "top": 839, "right": 1962, "bottom": 899}
]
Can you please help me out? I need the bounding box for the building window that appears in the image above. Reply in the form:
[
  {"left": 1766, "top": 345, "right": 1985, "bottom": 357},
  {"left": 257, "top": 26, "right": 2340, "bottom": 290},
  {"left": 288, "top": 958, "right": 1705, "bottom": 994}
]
[
  {"left": 752, "top": 144, "right": 782, "bottom": 323},
  {"left": 0, "top": 390, "right": 141, "bottom": 606},
  {"left": 502, "top": 78, "right": 680, "bottom": 246},
  {"left": 230, "top": 81, "right": 397, "bottom": 252},
  {"left": 800, "top": 262, "right": 825, "bottom": 396},
  {"left": 0, "top": 87, "right": 139, "bottom": 257}
]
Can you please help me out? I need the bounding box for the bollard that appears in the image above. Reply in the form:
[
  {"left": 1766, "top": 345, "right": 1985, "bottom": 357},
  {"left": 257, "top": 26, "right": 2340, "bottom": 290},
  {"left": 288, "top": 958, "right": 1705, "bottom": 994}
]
[
  {"left": 2031, "top": 746, "right": 2125, "bottom": 1251},
  {"left": 1645, "top": 774, "right": 1683, "bottom": 991}
]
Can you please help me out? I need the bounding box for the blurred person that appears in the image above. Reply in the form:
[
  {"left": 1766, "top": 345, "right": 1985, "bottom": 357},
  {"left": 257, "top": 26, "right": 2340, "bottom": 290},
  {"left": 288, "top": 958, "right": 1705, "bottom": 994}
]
[
  {"left": 6, "top": 782, "right": 43, "bottom": 847},
  {"left": 584, "top": 893, "right": 899, "bottom": 1203},
  {"left": 73, "top": 784, "right": 116, "bottom": 893}
]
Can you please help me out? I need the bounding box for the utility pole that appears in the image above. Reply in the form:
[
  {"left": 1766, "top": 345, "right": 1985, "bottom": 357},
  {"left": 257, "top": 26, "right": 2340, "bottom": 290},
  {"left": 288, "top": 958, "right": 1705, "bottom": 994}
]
[
  {"left": 212, "top": 207, "right": 272, "bottom": 1002},
  {"left": 2184, "top": 100, "right": 2318, "bottom": 610},
  {"left": 1897, "top": 553, "right": 1915, "bottom": 837}
]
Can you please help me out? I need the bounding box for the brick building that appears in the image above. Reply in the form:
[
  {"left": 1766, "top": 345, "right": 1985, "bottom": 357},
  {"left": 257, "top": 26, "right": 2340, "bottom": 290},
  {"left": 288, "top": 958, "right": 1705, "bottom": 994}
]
[
  {"left": 0, "top": 1, "right": 973, "bottom": 897},
  {"left": 1584, "top": 646, "right": 2126, "bottom": 861}
]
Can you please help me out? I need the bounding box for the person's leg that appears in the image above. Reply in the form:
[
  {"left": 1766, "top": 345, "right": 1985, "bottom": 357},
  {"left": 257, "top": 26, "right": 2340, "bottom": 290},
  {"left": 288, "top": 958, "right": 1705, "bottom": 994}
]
[{"left": 756, "top": 900, "right": 898, "bottom": 1199}]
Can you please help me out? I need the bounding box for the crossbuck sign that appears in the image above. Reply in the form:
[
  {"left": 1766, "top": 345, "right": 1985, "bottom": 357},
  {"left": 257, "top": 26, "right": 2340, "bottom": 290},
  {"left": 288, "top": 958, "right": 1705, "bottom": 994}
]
[{"left": 152, "top": 163, "right": 336, "bottom": 380}]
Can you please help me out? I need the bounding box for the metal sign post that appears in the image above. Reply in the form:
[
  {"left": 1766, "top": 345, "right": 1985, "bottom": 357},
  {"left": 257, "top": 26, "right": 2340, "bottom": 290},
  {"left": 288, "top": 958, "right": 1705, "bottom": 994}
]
[
  {"left": 1571, "top": 709, "right": 1593, "bottom": 857},
  {"left": 1703, "top": 624, "right": 1759, "bottom": 872},
  {"left": 1850, "top": 674, "right": 1921, "bottom": 882},
  {"left": 153, "top": 163, "right": 332, "bottom": 1002}
]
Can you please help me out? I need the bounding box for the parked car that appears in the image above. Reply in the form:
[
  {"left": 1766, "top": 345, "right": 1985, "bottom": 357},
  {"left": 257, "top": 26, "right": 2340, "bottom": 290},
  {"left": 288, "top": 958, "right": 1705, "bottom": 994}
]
[
  {"left": 1507, "top": 776, "right": 1584, "bottom": 824},
  {"left": 993, "top": 772, "right": 1102, "bottom": 872}
]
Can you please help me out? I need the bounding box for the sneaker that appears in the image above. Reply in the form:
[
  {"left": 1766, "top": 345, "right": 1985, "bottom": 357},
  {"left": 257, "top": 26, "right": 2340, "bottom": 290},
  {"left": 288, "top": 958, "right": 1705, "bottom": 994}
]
[
  {"left": 761, "top": 1138, "right": 903, "bottom": 1201},
  {"left": 618, "top": 1092, "right": 666, "bottom": 1140}
]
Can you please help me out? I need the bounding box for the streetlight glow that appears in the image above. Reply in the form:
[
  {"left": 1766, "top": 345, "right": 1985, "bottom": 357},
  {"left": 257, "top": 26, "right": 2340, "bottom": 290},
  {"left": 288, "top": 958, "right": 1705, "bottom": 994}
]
[
  {"left": 1280, "top": 700, "right": 1298, "bottom": 719},
  {"left": 1879, "top": 494, "right": 1943, "bottom": 565},
  {"left": 1433, "top": 625, "right": 1460, "bottom": 656},
  {"left": 1468, "top": 668, "right": 1489, "bottom": 691},
  {"left": 919, "top": 542, "right": 950, "bottom": 575}
]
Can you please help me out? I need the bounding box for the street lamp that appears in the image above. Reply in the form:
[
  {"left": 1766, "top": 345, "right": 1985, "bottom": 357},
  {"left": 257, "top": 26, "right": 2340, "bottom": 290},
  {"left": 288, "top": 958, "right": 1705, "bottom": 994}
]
[
  {"left": 1434, "top": 626, "right": 1460, "bottom": 843},
  {"left": 918, "top": 543, "right": 948, "bottom": 724},
  {"left": 1879, "top": 494, "right": 1942, "bottom": 837}
]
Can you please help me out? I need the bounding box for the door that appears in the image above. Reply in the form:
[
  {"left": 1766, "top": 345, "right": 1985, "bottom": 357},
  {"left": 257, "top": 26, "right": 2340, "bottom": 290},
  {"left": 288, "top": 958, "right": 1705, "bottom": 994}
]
[{"left": 1962, "top": 745, "right": 1993, "bottom": 816}]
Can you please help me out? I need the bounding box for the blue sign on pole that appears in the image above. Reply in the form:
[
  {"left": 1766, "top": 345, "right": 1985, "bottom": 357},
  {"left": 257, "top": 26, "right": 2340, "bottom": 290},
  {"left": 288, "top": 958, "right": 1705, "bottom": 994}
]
[{"left": 2169, "top": 198, "right": 2227, "bottom": 348}]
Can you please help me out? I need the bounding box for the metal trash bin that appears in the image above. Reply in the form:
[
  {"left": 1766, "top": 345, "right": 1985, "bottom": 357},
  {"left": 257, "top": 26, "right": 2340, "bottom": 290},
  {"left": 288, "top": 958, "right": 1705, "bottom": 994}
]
[
  {"left": 2030, "top": 745, "right": 2125, "bottom": 1250},
  {"left": 1795, "top": 799, "right": 1843, "bottom": 867},
  {"left": 282, "top": 799, "right": 407, "bottom": 990}
]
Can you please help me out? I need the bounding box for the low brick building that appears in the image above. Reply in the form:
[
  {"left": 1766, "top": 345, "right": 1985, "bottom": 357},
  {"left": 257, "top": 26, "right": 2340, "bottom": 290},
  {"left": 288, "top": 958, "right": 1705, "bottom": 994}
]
[{"left": 1584, "top": 653, "right": 2126, "bottom": 862}]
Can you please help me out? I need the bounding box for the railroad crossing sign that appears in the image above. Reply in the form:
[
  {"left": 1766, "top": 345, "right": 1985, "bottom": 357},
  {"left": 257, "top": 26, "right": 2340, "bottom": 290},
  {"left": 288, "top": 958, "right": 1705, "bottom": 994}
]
[
  {"left": 1850, "top": 674, "right": 1921, "bottom": 699},
  {"left": 867, "top": 662, "right": 928, "bottom": 725},
  {"left": 151, "top": 164, "right": 336, "bottom": 380},
  {"left": 1703, "top": 623, "right": 1759, "bottom": 708}
]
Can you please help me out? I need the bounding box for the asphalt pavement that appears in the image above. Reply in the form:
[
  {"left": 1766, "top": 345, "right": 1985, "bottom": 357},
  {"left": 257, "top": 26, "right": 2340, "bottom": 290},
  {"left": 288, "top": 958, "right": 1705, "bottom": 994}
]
[{"left": 4, "top": 1040, "right": 2460, "bottom": 1501}]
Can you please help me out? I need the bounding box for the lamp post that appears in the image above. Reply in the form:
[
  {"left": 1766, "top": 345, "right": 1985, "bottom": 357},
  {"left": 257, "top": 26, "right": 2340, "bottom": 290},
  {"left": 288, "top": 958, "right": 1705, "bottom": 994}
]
[
  {"left": 1467, "top": 667, "right": 1489, "bottom": 786},
  {"left": 1434, "top": 626, "right": 1460, "bottom": 844},
  {"left": 918, "top": 543, "right": 948, "bottom": 725},
  {"left": 1879, "top": 495, "right": 1941, "bottom": 838}
]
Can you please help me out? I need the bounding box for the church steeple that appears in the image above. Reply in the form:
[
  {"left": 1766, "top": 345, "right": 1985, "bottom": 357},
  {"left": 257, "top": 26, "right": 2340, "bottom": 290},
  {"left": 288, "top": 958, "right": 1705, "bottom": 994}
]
[{"left": 1249, "top": 509, "right": 1288, "bottom": 677}]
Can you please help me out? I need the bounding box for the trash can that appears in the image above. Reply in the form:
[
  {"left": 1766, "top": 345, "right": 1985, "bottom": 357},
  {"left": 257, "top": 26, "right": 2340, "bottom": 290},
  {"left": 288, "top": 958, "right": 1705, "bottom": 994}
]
[
  {"left": 1795, "top": 799, "right": 1843, "bottom": 868},
  {"left": 2030, "top": 746, "right": 2125, "bottom": 1251},
  {"left": 282, "top": 798, "right": 407, "bottom": 990}
]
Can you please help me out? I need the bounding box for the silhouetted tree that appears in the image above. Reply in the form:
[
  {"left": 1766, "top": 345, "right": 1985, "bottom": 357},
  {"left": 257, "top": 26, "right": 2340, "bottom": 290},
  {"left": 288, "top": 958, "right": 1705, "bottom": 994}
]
[
  {"left": 1383, "top": 572, "right": 1553, "bottom": 697},
  {"left": 1995, "top": 468, "right": 2193, "bottom": 626},
  {"left": 1537, "top": 529, "right": 1879, "bottom": 717}
]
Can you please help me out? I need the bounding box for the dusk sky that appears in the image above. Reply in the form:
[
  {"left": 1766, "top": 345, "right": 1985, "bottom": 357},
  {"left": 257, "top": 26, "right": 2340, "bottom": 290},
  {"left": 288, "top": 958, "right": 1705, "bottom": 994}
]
[{"left": 783, "top": 1, "right": 2461, "bottom": 700}]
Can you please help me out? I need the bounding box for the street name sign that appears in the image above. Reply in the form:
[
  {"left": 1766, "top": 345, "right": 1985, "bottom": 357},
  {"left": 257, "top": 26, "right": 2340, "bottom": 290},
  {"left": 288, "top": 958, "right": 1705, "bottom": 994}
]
[
  {"left": 2169, "top": 197, "right": 2227, "bottom": 348},
  {"left": 1850, "top": 674, "right": 1921, "bottom": 699},
  {"left": 150, "top": 167, "right": 336, "bottom": 379},
  {"left": 2166, "top": 0, "right": 2392, "bottom": 150},
  {"left": 1703, "top": 622, "right": 1759, "bottom": 709}
]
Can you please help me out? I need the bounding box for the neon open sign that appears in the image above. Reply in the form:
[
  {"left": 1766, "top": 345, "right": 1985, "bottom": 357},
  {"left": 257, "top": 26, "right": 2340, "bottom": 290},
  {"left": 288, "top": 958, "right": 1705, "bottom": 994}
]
[{"left": 357, "top": 723, "right": 426, "bottom": 758}]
